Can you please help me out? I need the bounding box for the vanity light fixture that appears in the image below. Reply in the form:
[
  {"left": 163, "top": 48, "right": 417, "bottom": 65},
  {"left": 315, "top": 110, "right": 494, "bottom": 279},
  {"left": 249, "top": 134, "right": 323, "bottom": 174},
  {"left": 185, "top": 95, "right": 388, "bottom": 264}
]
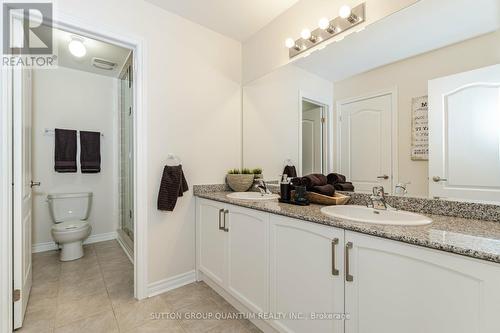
[
  {"left": 285, "top": 38, "right": 301, "bottom": 51},
  {"left": 285, "top": 2, "right": 365, "bottom": 58},
  {"left": 339, "top": 5, "right": 359, "bottom": 24}
]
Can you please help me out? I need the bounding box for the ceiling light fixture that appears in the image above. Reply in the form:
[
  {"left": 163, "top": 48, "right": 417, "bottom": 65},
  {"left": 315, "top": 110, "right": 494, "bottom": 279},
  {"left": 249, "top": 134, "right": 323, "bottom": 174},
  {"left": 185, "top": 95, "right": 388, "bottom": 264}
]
[
  {"left": 284, "top": 2, "right": 365, "bottom": 59},
  {"left": 68, "top": 37, "right": 86, "bottom": 58}
]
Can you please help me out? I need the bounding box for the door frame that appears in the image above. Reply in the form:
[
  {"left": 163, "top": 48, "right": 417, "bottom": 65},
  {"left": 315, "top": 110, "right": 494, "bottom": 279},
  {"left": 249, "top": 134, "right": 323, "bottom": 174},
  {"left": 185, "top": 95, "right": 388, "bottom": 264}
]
[
  {"left": 298, "top": 90, "right": 333, "bottom": 177},
  {"left": 335, "top": 88, "right": 399, "bottom": 193},
  {"left": 0, "top": 11, "right": 149, "bottom": 331}
]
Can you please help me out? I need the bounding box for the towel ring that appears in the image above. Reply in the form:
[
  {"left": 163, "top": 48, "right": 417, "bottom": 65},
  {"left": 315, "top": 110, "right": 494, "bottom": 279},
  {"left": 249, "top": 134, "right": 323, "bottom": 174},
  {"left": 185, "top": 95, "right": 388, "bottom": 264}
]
[
  {"left": 166, "top": 154, "right": 181, "bottom": 166},
  {"left": 283, "top": 158, "right": 294, "bottom": 167}
]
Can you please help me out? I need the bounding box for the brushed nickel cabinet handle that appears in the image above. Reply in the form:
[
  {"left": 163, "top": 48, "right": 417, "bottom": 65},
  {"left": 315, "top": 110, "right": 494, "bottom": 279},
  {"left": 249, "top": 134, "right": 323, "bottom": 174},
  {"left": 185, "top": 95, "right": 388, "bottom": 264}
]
[
  {"left": 377, "top": 175, "right": 389, "bottom": 179},
  {"left": 345, "top": 242, "right": 353, "bottom": 282},
  {"left": 30, "top": 181, "right": 41, "bottom": 187},
  {"left": 331, "top": 238, "right": 339, "bottom": 276},
  {"left": 218, "top": 209, "right": 224, "bottom": 231},
  {"left": 223, "top": 209, "right": 229, "bottom": 232}
]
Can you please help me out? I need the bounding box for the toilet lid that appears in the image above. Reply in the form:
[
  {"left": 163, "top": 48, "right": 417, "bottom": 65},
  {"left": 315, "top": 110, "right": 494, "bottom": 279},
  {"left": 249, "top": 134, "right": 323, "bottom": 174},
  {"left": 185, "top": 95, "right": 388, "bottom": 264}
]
[{"left": 52, "top": 220, "right": 89, "bottom": 232}]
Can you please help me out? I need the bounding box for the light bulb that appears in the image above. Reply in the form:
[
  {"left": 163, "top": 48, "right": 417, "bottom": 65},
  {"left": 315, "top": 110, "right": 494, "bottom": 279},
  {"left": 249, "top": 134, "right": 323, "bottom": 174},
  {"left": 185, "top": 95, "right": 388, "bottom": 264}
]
[
  {"left": 318, "top": 18, "right": 330, "bottom": 30},
  {"left": 285, "top": 38, "right": 295, "bottom": 49},
  {"left": 300, "top": 29, "right": 311, "bottom": 40},
  {"left": 68, "top": 38, "right": 86, "bottom": 57},
  {"left": 339, "top": 5, "right": 352, "bottom": 19}
]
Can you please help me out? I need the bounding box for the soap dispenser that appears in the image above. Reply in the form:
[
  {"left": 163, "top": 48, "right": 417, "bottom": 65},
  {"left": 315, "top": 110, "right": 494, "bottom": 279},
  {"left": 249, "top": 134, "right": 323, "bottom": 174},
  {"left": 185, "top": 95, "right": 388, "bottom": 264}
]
[{"left": 280, "top": 174, "right": 291, "bottom": 201}]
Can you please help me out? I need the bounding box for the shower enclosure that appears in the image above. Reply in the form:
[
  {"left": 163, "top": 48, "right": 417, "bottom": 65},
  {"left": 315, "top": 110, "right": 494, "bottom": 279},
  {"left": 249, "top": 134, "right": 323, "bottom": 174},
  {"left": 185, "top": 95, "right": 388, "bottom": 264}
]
[{"left": 117, "top": 54, "right": 134, "bottom": 256}]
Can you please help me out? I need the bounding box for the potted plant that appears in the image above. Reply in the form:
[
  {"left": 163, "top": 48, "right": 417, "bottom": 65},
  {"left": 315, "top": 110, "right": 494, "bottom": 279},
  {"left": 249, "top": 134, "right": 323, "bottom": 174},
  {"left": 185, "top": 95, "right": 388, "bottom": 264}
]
[
  {"left": 252, "top": 168, "right": 263, "bottom": 179},
  {"left": 226, "top": 168, "right": 255, "bottom": 192}
]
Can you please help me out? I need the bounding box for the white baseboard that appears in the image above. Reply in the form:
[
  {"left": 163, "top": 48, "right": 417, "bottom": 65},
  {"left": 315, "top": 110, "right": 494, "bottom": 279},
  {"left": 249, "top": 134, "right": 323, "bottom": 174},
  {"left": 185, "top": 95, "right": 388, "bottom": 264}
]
[
  {"left": 32, "top": 231, "right": 117, "bottom": 253},
  {"left": 148, "top": 270, "right": 196, "bottom": 297}
]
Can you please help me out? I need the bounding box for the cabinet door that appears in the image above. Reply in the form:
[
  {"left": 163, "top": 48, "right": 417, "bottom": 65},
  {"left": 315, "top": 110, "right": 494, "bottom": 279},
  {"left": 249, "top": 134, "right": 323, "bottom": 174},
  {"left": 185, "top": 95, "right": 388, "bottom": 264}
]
[
  {"left": 196, "top": 198, "right": 226, "bottom": 286},
  {"left": 270, "top": 215, "right": 345, "bottom": 333},
  {"left": 226, "top": 205, "right": 269, "bottom": 313},
  {"left": 345, "top": 231, "right": 500, "bottom": 333}
]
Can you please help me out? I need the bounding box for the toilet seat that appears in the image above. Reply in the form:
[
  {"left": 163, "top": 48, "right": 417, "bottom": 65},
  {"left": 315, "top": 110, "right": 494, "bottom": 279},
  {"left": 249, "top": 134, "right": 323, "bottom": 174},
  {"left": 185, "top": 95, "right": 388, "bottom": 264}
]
[{"left": 52, "top": 220, "right": 89, "bottom": 233}]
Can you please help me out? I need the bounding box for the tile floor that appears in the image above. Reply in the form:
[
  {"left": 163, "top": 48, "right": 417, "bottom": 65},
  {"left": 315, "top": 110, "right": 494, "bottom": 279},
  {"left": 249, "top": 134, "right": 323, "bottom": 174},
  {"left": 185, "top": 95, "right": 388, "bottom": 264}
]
[{"left": 19, "top": 240, "right": 261, "bottom": 333}]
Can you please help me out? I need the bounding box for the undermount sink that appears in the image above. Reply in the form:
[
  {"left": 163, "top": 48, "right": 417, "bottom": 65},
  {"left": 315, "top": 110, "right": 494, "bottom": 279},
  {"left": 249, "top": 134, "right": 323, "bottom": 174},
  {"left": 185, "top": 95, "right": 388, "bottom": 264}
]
[
  {"left": 320, "top": 205, "right": 432, "bottom": 226},
  {"left": 227, "top": 192, "right": 280, "bottom": 201}
]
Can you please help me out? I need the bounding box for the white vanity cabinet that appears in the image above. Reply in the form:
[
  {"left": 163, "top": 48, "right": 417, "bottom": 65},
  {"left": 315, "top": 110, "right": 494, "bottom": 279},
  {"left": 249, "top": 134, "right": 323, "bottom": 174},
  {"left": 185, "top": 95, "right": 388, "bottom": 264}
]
[
  {"left": 269, "top": 215, "right": 345, "bottom": 333},
  {"left": 196, "top": 198, "right": 500, "bottom": 333},
  {"left": 344, "top": 231, "right": 500, "bottom": 333},
  {"left": 196, "top": 198, "right": 270, "bottom": 313}
]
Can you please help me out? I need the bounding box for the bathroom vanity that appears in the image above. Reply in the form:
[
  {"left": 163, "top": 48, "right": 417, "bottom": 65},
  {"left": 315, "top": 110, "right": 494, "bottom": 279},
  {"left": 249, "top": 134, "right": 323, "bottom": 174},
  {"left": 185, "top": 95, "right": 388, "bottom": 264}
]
[{"left": 194, "top": 190, "right": 500, "bottom": 333}]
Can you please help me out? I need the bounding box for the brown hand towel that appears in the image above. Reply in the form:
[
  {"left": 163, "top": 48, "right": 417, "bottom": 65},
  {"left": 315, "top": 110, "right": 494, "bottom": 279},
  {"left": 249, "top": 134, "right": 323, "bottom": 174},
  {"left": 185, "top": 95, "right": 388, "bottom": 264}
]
[
  {"left": 283, "top": 165, "right": 297, "bottom": 178},
  {"left": 327, "top": 173, "right": 346, "bottom": 185},
  {"left": 80, "top": 131, "right": 101, "bottom": 173},
  {"left": 311, "top": 184, "right": 336, "bottom": 196},
  {"left": 334, "top": 182, "right": 355, "bottom": 192},
  {"left": 157, "top": 165, "right": 189, "bottom": 211},
  {"left": 54, "top": 128, "right": 77, "bottom": 173},
  {"left": 301, "top": 174, "right": 328, "bottom": 190}
]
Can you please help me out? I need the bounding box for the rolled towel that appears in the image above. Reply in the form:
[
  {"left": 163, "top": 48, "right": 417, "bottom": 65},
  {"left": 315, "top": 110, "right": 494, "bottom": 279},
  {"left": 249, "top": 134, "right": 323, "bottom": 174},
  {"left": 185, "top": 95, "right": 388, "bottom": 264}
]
[
  {"left": 327, "top": 173, "right": 346, "bottom": 184},
  {"left": 302, "top": 174, "right": 328, "bottom": 190},
  {"left": 311, "top": 184, "right": 336, "bottom": 196},
  {"left": 334, "top": 182, "right": 355, "bottom": 192},
  {"left": 283, "top": 165, "right": 297, "bottom": 178}
]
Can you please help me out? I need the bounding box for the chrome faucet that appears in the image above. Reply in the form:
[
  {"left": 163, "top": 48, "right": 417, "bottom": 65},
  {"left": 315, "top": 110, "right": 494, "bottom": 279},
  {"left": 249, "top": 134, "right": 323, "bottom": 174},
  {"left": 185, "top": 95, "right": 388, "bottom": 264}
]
[
  {"left": 255, "top": 179, "right": 272, "bottom": 195},
  {"left": 368, "top": 186, "right": 388, "bottom": 210}
]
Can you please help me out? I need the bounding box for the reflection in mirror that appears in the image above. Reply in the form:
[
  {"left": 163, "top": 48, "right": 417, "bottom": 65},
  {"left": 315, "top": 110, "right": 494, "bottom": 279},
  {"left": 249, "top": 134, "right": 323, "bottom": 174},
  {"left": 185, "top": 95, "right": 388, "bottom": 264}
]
[{"left": 242, "top": 0, "right": 500, "bottom": 203}]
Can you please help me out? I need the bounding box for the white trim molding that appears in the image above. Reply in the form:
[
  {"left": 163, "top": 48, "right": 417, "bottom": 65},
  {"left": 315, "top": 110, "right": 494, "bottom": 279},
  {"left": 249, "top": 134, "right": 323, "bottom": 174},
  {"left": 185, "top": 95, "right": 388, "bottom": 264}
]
[
  {"left": 148, "top": 270, "right": 196, "bottom": 298},
  {"left": 32, "top": 232, "right": 118, "bottom": 253}
]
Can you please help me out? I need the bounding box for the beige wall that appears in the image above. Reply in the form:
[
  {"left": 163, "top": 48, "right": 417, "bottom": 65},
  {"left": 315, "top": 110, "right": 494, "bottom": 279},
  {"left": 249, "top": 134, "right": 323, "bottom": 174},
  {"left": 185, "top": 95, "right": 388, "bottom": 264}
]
[
  {"left": 32, "top": 67, "right": 118, "bottom": 244},
  {"left": 56, "top": 0, "right": 242, "bottom": 285},
  {"left": 333, "top": 31, "right": 500, "bottom": 197},
  {"left": 243, "top": 65, "right": 333, "bottom": 179},
  {"left": 242, "top": 0, "right": 418, "bottom": 83}
]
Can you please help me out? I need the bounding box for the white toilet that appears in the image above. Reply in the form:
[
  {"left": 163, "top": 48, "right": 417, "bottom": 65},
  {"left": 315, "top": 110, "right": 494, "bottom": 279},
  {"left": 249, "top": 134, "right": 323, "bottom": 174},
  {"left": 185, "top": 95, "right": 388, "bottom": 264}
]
[{"left": 47, "top": 192, "right": 92, "bottom": 261}]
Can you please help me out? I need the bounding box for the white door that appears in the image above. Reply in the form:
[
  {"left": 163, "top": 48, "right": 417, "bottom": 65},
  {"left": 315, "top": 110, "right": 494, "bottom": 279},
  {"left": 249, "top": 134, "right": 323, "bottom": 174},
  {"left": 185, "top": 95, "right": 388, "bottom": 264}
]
[
  {"left": 429, "top": 64, "right": 500, "bottom": 203},
  {"left": 196, "top": 198, "right": 227, "bottom": 286},
  {"left": 344, "top": 231, "right": 500, "bottom": 333},
  {"left": 270, "top": 215, "right": 345, "bottom": 333},
  {"left": 302, "top": 107, "right": 323, "bottom": 175},
  {"left": 226, "top": 205, "right": 269, "bottom": 313},
  {"left": 13, "top": 67, "right": 33, "bottom": 329},
  {"left": 339, "top": 93, "right": 393, "bottom": 193}
]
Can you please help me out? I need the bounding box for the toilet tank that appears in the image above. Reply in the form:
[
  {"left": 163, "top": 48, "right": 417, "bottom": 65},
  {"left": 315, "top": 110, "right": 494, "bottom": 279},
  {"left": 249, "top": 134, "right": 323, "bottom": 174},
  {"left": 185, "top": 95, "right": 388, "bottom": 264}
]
[{"left": 47, "top": 192, "right": 92, "bottom": 223}]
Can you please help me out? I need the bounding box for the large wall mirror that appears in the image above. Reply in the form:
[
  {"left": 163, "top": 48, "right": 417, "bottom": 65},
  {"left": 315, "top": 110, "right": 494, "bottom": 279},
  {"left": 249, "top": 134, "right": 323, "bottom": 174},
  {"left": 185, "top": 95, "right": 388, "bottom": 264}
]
[{"left": 242, "top": 0, "right": 500, "bottom": 203}]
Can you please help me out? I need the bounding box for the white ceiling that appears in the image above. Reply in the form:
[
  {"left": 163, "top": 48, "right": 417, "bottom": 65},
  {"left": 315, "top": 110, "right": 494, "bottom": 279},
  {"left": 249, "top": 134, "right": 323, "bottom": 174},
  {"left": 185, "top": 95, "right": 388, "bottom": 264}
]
[
  {"left": 294, "top": 0, "right": 500, "bottom": 83},
  {"left": 145, "top": 0, "right": 300, "bottom": 41},
  {"left": 52, "top": 28, "right": 131, "bottom": 78}
]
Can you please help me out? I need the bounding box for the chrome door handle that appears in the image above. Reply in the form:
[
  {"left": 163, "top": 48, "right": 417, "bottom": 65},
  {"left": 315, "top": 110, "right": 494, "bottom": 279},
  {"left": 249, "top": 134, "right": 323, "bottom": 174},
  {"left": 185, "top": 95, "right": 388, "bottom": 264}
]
[
  {"left": 345, "top": 242, "right": 353, "bottom": 282},
  {"left": 331, "top": 238, "right": 339, "bottom": 276},
  {"left": 218, "top": 209, "right": 224, "bottom": 231},
  {"left": 432, "top": 176, "right": 448, "bottom": 182},
  {"left": 30, "top": 181, "right": 41, "bottom": 187},
  {"left": 377, "top": 175, "right": 389, "bottom": 180},
  {"left": 223, "top": 209, "right": 229, "bottom": 232}
]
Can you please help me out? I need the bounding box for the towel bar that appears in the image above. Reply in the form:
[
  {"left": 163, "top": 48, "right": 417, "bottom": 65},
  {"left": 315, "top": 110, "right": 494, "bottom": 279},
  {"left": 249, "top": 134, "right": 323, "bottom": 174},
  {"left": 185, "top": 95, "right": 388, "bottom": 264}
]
[{"left": 44, "top": 129, "right": 104, "bottom": 137}]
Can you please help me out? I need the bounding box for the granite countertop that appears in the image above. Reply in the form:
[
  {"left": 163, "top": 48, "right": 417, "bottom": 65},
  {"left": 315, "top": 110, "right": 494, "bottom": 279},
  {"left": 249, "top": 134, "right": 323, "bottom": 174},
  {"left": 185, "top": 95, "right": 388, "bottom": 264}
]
[{"left": 195, "top": 191, "right": 500, "bottom": 264}]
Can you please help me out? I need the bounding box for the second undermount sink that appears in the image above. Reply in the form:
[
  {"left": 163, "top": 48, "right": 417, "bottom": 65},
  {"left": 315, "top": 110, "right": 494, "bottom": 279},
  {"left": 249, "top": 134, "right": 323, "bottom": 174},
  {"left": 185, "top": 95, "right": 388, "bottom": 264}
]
[
  {"left": 321, "top": 205, "right": 432, "bottom": 226},
  {"left": 227, "top": 192, "right": 280, "bottom": 201}
]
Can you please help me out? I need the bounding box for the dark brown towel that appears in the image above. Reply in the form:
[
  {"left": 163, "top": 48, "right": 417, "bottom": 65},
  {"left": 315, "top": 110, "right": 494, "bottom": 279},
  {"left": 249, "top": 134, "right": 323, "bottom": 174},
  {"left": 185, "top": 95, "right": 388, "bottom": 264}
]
[
  {"left": 311, "top": 184, "right": 336, "bottom": 196},
  {"left": 334, "top": 182, "right": 355, "bottom": 192},
  {"left": 54, "top": 128, "right": 77, "bottom": 173},
  {"left": 80, "top": 131, "right": 101, "bottom": 173},
  {"left": 157, "top": 165, "right": 189, "bottom": 211},
  {"left": 301, "top": 174, "right": 328, "bottom": 190},
  {"left": 283, "top": 165, "right": 297, "bottom": 178},
  {"left": 327, "top": 173, "right": 346, "bottom": 185}
]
